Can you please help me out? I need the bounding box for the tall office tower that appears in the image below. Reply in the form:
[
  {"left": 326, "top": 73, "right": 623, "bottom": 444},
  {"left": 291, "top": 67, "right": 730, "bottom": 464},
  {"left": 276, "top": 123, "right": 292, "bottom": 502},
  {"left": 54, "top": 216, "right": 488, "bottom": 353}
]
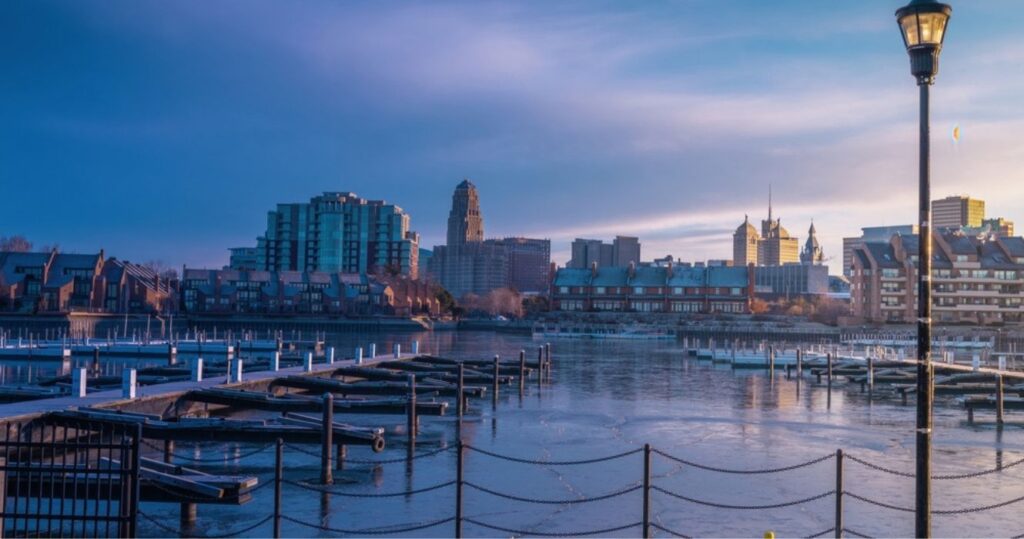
[
  {"left": 447, "top": 179, "right": 484, "bottom": 248},
  {"left": 932, "top": 195, "right": 985, "bottom": 229}
]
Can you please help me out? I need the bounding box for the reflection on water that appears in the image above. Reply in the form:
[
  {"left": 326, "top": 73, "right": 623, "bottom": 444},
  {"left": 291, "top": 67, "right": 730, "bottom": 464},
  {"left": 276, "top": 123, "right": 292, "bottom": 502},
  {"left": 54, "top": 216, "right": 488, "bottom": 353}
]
[{"left": 36, "top": 330, "right": 1022, "bottom": 537}]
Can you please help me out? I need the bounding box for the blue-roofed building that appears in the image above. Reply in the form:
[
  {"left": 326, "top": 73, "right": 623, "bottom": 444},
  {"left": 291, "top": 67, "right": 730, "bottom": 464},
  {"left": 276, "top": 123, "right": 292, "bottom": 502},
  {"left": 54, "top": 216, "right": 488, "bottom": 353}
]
[
  {"left": 851, "top": 231, "right": 1024, "bottom": 325},
  {"left": 550, "top": 263, "right": 752, "bottom": 313}
]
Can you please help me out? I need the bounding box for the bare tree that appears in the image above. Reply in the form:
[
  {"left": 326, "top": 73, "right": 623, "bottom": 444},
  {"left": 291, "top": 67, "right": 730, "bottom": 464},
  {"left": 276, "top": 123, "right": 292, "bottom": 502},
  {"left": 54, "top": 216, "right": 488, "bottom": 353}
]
[
  {"left": 0, "top": 236, "right": 32, "bottom": 252},
  {"left": 143, "top": 260, "right": 179, "bottom": 281}
]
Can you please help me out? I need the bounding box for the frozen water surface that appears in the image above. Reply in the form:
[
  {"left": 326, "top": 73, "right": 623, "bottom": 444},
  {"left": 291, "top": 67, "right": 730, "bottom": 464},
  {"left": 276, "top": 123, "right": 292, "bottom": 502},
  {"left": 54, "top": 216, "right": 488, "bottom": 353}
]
[{"left": 132, "top": 331, "right": 1024, "bottom": 537}]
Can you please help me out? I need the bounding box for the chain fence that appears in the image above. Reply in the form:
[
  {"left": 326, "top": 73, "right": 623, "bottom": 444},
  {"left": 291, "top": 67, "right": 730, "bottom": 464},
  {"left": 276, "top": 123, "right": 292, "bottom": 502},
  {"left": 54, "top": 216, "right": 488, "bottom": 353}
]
[{"left": 132, "top": 437, "right": 1024, "bottom": 538}]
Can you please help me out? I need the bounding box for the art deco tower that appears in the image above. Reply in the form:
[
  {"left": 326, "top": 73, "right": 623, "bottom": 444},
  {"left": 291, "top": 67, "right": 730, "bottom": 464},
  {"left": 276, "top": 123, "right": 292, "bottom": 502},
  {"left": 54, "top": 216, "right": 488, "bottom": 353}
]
[{"left": 446, "top": 179, "right": 484, "bottom": 249}]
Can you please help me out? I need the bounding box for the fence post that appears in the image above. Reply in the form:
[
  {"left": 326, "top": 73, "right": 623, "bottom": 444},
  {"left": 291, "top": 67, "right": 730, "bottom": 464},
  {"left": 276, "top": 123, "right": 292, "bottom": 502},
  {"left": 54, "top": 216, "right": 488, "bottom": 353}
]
[
  {"left": 455, "top": 439, "right": 464, "bottom": 539},
  {"left": 826, "top": 353, "right": 833, "bottom": 409},
  {"left": 274, "top": 438, "right": 283, "bottom": 538},
  {"left": 643, "top": 443, "right": 651, "bottom": 539},
  {"left": 321, "top": 393, "right": 334, "bottom": 485},
  {"left": 835, "top": 449, "right": 843, "bottom": 538}
]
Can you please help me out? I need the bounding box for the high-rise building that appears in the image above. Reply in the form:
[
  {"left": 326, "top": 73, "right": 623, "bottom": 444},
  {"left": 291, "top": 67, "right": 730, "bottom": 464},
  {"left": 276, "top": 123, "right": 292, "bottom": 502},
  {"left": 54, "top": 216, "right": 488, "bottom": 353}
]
[
  {"left": 732, "top": 191, "right": 799, "bottom": 266},
  {"left": 447, "top": 180, "right": 484, "bottom": 247},
  {"left": 932, "top": 195, "right": 985, "bottom": 229},
  {"left": 428, "top": 181, "right": 551, "bottom": 297},
  {"left": 842, "top": 225, "right": 918, "bottom": 277},
  {"left": 232, "top": 192, "right": 419, "bottom": 278},
  {"left": 733, "top": 216, "right": 759, "bottom": 266},
  {"left": 983, "top": 217, "right": 1015, "bottom": 237},
  {"left": 568, "top": 236, "right": 641, "bottom": 268}
]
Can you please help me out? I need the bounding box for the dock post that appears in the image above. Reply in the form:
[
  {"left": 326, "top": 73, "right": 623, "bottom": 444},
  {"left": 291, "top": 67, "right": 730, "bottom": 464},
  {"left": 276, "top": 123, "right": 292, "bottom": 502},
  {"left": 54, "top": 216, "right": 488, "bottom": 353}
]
[
  {"left": 457, "top": 363, "right": 465, "bottom": 422},
  {"left": 180, "top": 503, "right": 197, "bottom": 532},
  {"left": 826, "top": 353, "right": 833, "bottom": 409},
  {"left": 271, "top": 351, "right": 280, "bottom": 372},
  {"left": 122, "top": 369, "right": 136, "bottom": 400},
  {"left": 972, "top": 354, "right": 981, "bottom": 372},
  {"left": 327, "top": 347, "right": 335, "bottom": 364},
  {"left": 191, "top": 358, "right": 203, "bottom": 382},
  {"left": 537, "top": 346, "right": 544, "bottom": 390},
  {"left": 545, "top": 343, "right": 552, "bottom": 379},
  {"left": 394, "top": 343, "right": 401, "bottom": 359},
  {"left": 225, "top": 355, "right": 234, "bottom": 383},
  {"left": 797, "top": 348, "right": 803, "bottom": 377},
  {"left": 163, "top": 440, "right": 174, "bottom": 464},
  {"left": 519, "top": 350, "right": 526, "bottom": 397},
  {"left": 355, "top": 347, "right": 363, "bottom": 365},
  {"left": 642, "top": 443, "right": 651, "bottom": 539},
  {"left": 336, "top": 444, "right": 346, "bottom": 471},
  {"left": 167, "top": 344, "right": 177, "bottom": 366},
  {"left": 72, "top": 368, "right": 87, "bottom": 398},
  {"left": 492, "top": 355, "right": 500, "bottom": 408},
  {"left": 455, "top": 440, "right": 464, "bottom": 539},
  {"left": 412, "top": 340, "right": 420, "bottom": 355},
  {"left": 234, "top": 358, "right": 243, "bottom": 383},
  {"left": 273, "top": 438, "right": 283, "bottom": 539},
  {"left": 407, "top": 374, "right": 417, "bottom": 446},
  {"left": 769, "top": 346, "right": 775, "bottom": 379},
  {"left": 91, "top": 347, "right": 100, "bottom": 376},
  {"left": 835, "top": 449, "right": 844, "bottom": 539},
  {"left": 321, "top": 393, "right": 334, "bottom": 485},
  {"left": 304, "top": 352, "right": 314, "bottom": 372},
  {"left": 997, "top": 375, "right": 1005, "bottom": 426},
  {"left": 369, "top": 343, "right": 376, "bottom": 359},
  {"left": 867, "top": 356, "right": 874, "bottom": 396}
]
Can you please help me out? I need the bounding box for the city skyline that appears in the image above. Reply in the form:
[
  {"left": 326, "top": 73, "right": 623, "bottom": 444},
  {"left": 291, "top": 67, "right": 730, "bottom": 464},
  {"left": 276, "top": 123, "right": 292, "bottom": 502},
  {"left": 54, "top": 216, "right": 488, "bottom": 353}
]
[{"left": 4, "top": 1, "right": 1024, "bottom": 275}]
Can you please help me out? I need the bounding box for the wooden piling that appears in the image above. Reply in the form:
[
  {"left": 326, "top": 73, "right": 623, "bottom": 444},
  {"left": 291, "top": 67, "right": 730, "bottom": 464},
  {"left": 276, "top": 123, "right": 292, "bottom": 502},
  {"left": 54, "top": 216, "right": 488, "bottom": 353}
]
[
  {"left": 163, "top": 440, "right": 174, "bottom": 464},
  {"left": 826, "top": 353, "right": 833, "bottom": 409},
  {"left": 336, "top": 444, "right": 347, "bottom": 471},
  {"left": 519, "top": 350, "right": 526, "bottom": 397},
  {"left": 321, "top": 393, "right": 334, "bottom": 485},
  {"left": 408, "top": 375, "right": 418, "bottom": 446},
  {"left": 997, "top": 375, "right": 1005, "bottom": 426}
]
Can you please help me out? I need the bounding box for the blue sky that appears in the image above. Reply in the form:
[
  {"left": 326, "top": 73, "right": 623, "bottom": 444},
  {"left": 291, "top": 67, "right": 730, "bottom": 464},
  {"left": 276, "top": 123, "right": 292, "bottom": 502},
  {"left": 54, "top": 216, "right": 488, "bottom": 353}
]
[{"left": 3, "top": 1, "right": 1023, "bottom": 274}]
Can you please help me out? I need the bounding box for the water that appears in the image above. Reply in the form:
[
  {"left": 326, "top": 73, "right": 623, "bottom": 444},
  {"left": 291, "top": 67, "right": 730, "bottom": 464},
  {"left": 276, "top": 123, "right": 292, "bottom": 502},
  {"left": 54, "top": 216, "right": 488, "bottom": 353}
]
[{"left": 118, "top": 331, "right": 1024, "bottom": 537}]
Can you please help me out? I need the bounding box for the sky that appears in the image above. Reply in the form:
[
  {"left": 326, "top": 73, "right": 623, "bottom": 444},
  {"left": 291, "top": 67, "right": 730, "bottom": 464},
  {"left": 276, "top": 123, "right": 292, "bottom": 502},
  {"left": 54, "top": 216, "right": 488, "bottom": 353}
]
[{"left": 2, "top": 1, "right": 1024, "bottom": 275}]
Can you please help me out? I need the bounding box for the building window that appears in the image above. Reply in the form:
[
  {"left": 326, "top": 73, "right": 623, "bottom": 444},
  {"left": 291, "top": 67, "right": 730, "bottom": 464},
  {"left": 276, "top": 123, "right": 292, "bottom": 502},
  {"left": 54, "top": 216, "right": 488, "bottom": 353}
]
[
  {"left": 559, "top": 286, "right": 568, "bottom": 294},
  {"left": 633, "top": 287, "right": 643, "bottom": 294},
  {"left": 596, "top": 287, "right": 606, "bottom": 294}
]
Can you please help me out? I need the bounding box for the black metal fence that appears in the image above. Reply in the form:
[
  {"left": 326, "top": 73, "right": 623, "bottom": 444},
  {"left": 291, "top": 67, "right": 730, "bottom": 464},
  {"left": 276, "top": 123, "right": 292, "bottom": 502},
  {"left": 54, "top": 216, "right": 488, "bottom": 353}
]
[
  {"left": 0, "top": 416, "right": 142, "bottom": 538},
  {"left": 131, "top": 437, "right": 1024, "bottom": 539}
]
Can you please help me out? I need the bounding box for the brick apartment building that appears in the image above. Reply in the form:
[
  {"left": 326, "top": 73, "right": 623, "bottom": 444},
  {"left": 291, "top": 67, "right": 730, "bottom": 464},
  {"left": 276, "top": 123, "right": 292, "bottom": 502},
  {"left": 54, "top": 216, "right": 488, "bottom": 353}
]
[
  {"left": 850, "top": 231, "right": 1024, "bottom": 324},
  {"left": 550, "top": 263, "right": 754, "bottom": 313}
]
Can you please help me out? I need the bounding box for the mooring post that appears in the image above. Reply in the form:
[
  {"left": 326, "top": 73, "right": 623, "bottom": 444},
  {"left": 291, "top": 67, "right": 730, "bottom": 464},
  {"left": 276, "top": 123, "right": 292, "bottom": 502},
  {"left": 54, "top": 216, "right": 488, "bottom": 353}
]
[
  {"left": 321, "top": 393, "right": 334, "bottom": 485},
  {"left": 355, "top": 346, "right": 364, "bottom": 365},
  {"left": 412, "top": 340, "right": 420, "bottom": 355},
  {"left": 519, "top": 349, "right": 526, "bottom": 397},
  {"left": 92, "top": 347, "right": 100, "bottom": 376},
  {"left": 72, "top": 368, "right": 87, "bottom": 398},
  {"left": 168, "top": 344, "right": 177, "bottom": 366},
  {"left": 327, "top": 346, "right": 335, "bottom": 364},
  {"left": 867, "top": 356, "right": 874, "bottom": 397},
  {"left": 304, "top": 351, "right": 314, "bottom": 372},
  {"left": 271, "top": 351, "right": 280, "bottom": 372},
  {"left": 997, "top": 374, "right": 1005, "bottom": 426},
  {"left": 191, "top": 358, "right": 203, "bottom": 382},
  {"left": 225, "top": 355, "right": 234, "bottom": 384},
  {"left": 827, "top": 353, "right": 833, "bottom": 409},
  {"left": 336, "top": 444, "right": 347, "bottom": 471},
  {"left": 369, "top": 343, "right": 376, "bottom": 359},
  {"left": 394, "top": 343, "right": 401, "bottom": 359},
  {"left": 408, "top": 374, "right": 418, "bottom": 447},
  {"left": 457, "top": 363, "right": 465, "bottom": 422},
  {"left": 545, "top": 343, "right": 552, "bottom": 379},
  {"left": 236, "top": 358, "right": 244, "bottom": 383},
  {"left": 797, "top": 348, "right": 803, "bottom": 377},
  {"left": 642, "top": 443, "right": 651, "bottom": 539},
  {"left": 455, "top": 440, "right": 464, "bottom": 539},
  {"left": 537, "top": 346, "right": 544, "bottom": 390},
  {"left": 769, "top": 346, "right": 775, "bottom": 379},
  {"left": 180, "top": 502, "right": 197, "bottom": 532},
  {"left": 835, "top": 449, "right": 844, "bottom": 539},
  {"left": 122, "top": 369, "right": 136, "bottom": 400},
  {"left": 492, "top": 355, "right": 500, "bottom": 408},
  {"left": 274, "top": 438, "right": 283, "bottom": 539}
]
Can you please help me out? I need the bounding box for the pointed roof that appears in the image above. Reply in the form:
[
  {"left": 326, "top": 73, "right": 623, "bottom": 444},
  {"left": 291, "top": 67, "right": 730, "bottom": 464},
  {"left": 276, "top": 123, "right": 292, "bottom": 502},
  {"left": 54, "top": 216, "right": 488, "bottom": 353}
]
[{"left": 456, "top": 179, "right": 475, "bottom": 189}]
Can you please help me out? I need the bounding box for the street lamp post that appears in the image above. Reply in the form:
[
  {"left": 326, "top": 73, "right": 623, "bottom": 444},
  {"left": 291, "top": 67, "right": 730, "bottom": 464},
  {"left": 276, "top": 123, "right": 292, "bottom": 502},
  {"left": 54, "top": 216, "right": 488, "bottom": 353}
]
[{"left": 895, "top": 1, "right": 951, "bottom": 537}]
